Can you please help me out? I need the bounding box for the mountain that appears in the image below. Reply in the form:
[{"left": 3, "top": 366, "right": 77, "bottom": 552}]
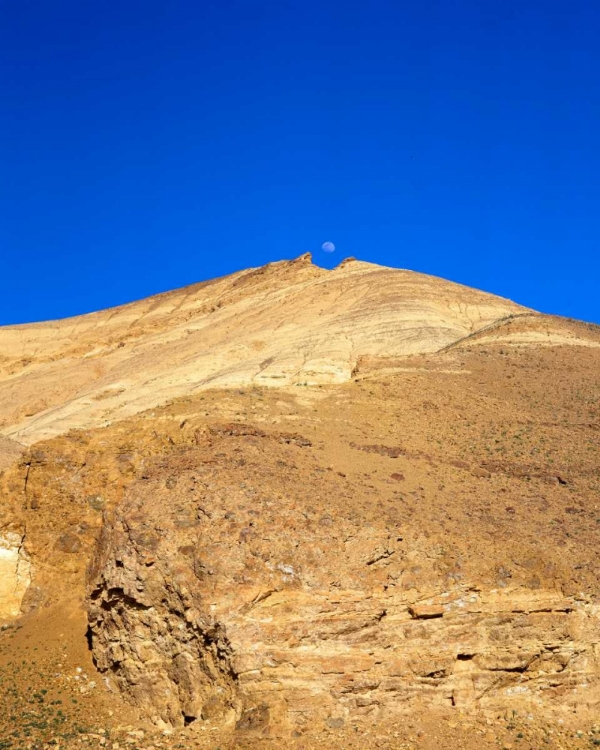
[
  {"left": 3, "top": 252, "right": 583, "bottom": 446},
  {"left": 0, "top": 255, "right": 599, "bottom": 750}
]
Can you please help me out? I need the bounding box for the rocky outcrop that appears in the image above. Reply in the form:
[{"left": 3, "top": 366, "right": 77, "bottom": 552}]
[{"left": 87, "top": 446, "right": 600, "bottom": 732}]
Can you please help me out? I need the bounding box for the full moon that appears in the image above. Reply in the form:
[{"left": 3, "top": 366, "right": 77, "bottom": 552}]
[{"left": 321, "top": 241, "right": 335, "bottom": 253}]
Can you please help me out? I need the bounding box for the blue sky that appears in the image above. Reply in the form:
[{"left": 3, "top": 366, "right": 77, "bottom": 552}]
[{"left": 1, "top": 0, "right": 598, "bottom": 325}]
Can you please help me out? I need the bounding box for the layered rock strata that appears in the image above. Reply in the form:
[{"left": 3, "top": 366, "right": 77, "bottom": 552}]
[{"left": 87, "top": 416, "right": 600, "bottom": 731}]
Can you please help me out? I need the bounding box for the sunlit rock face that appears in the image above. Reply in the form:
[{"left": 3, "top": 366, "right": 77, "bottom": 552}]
[
  {"left": 0, "top": 254, "right": 533, "bottom": 446},
  {"left": 2, "top": 254, "right": 599, "bottom": 449},
  {"left": 86, "top": 425, "right": 600, "bottom": 732},
  {"left": 0, "top": 530, "right": 31, "bottom": 620}
]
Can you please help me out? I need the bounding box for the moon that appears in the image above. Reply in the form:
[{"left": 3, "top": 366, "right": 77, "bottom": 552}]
[{"left": 321, "top": 241, "right": 335, "bottom": 253}]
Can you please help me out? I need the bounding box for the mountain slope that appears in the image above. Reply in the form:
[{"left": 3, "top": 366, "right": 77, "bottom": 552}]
[
  {"left": 1, "top": 256, "right": 599, "bottom": 750},
  {"left": 0, "top": 254, "right": 548, "bottom": 444}
]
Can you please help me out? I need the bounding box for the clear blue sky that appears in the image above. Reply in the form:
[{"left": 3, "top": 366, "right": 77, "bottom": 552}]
[{"left": 1, "top": 1, "right": 598, "bottom": 325}]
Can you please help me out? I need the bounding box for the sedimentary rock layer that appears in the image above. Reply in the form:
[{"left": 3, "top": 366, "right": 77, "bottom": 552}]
[{"left": 0, "top": 255, "right": 534, "bottom": 444}]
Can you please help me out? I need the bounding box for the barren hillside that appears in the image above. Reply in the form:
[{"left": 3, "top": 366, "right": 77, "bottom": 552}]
[
  {"left": 0, "top": 254, "right": 539, "bottom": 445},
  {"left": 0, "top": 255, "right": 599, "bottom": 750}
]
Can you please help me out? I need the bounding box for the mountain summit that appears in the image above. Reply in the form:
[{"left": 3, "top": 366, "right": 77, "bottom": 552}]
[{"left": 1, "top": 255, "right": 596, "bottom": 446}]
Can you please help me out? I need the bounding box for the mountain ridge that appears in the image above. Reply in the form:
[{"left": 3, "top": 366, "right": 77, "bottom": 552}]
[{"left": 1, "top": 253, "right": 579, "bottom": 445}]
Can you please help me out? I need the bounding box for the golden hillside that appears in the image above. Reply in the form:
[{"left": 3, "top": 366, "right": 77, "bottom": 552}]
[
  {"left": 0, "top": 256, "right": 599, "bottom": 750},
  {"left": 0, "top": 254, "right": 539, "bottom": 444}
]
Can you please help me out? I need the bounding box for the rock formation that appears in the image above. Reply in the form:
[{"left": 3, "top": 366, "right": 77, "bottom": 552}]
[{"left": 1, "top": 255, "right": 599, "bottom": 747}]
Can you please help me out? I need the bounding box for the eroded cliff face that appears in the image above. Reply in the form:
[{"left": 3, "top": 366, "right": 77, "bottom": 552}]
[
  {"left": 83, "top": 343, "right": 600, "bottom": 733},
  {"left": 88, "top": 494, "right": 600, "bottom": 732}
]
